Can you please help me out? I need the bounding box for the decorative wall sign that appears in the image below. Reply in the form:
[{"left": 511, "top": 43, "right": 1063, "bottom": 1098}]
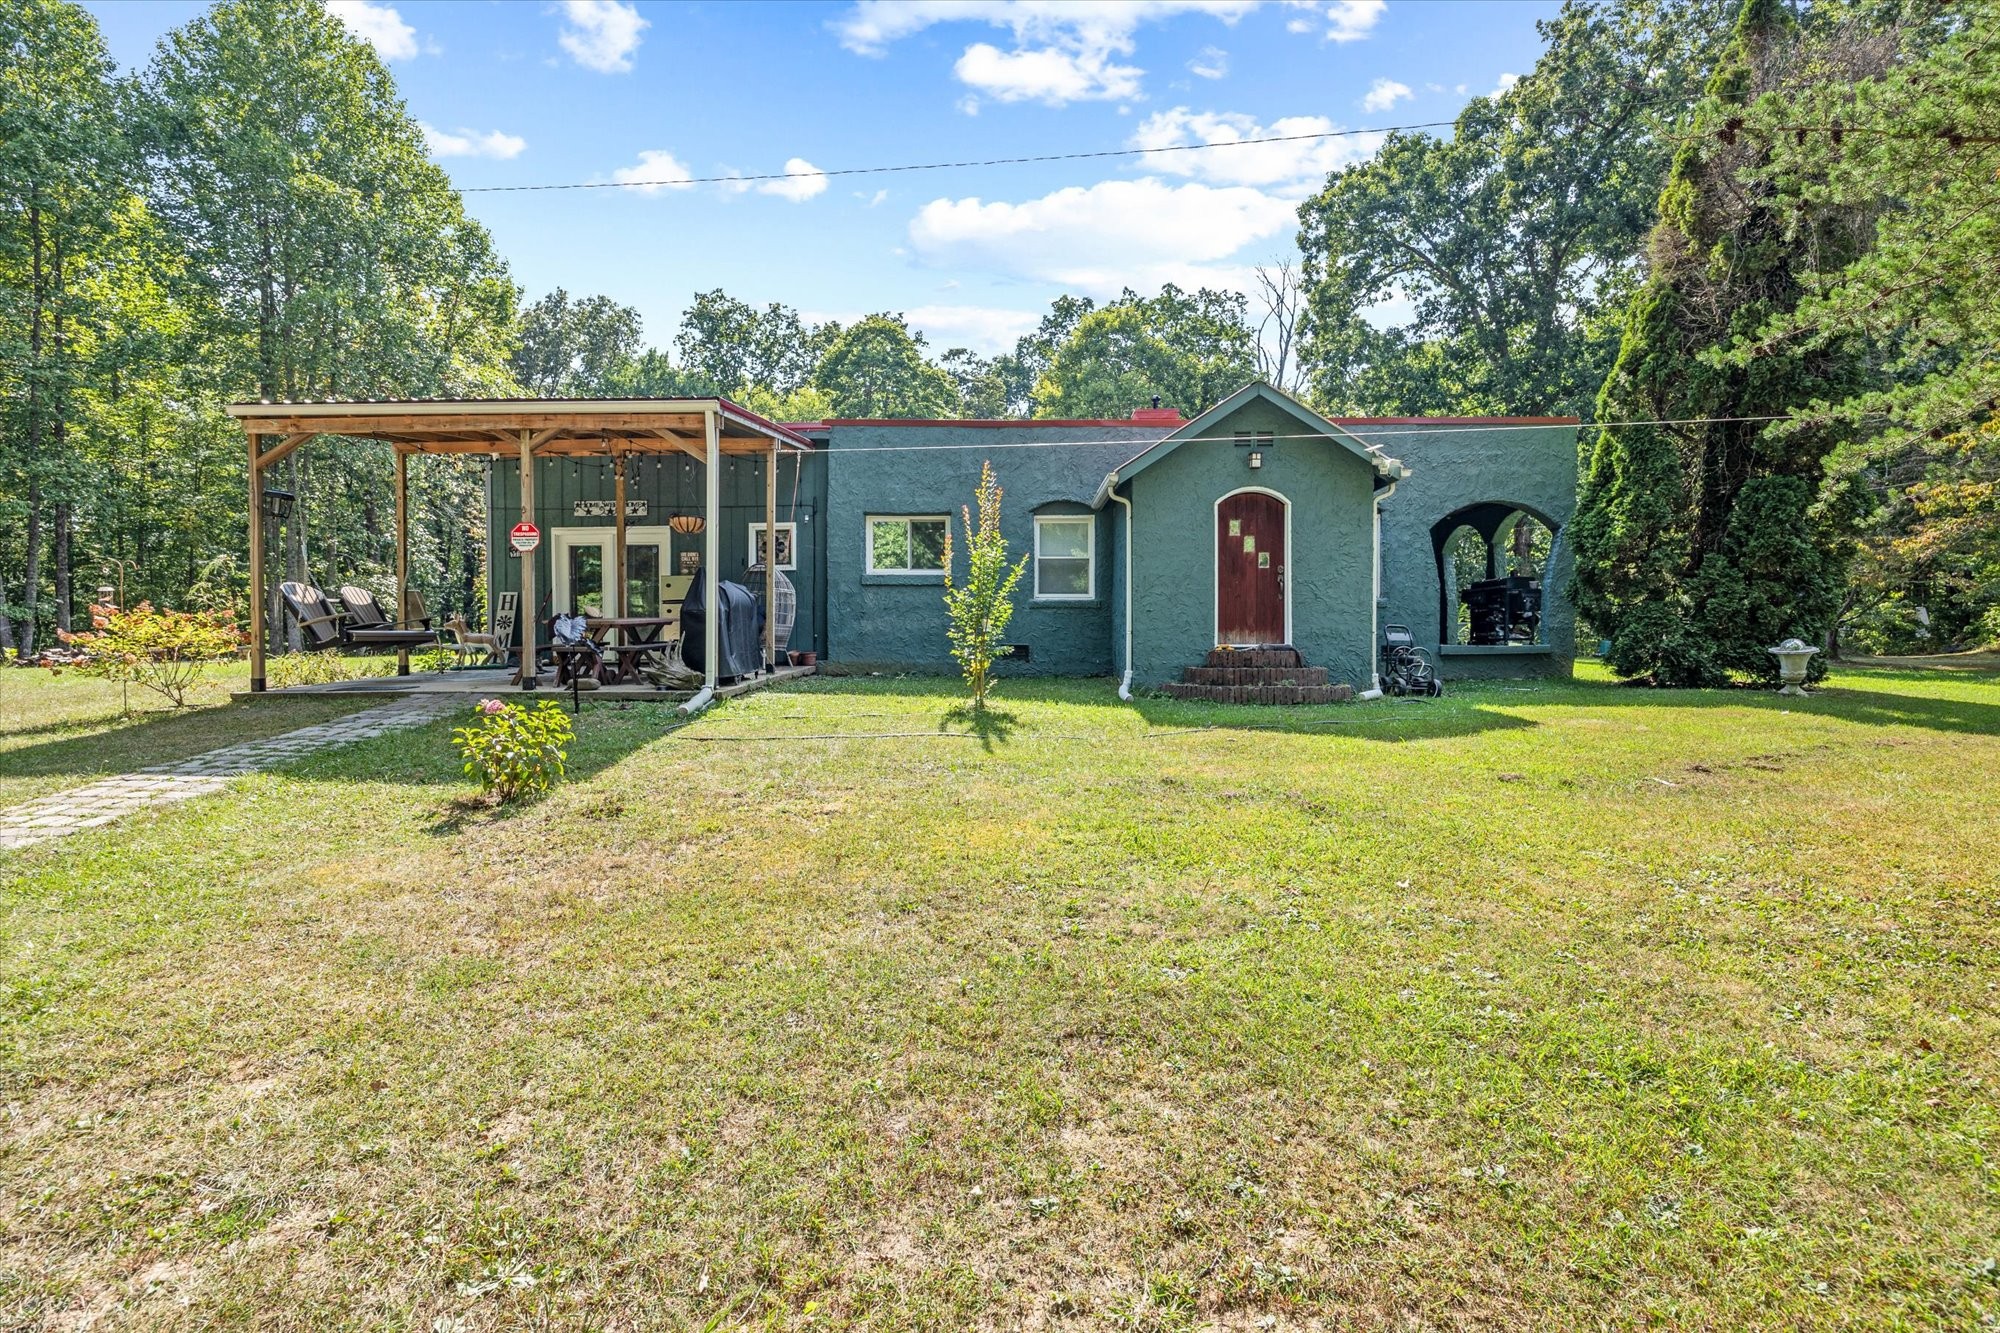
[
  {"left": 749, "top": 522, "right": 797, "bottom": 571},
  {"left": 678, "top": 550, "right": 701, "bottom": 575},
  {"left": 573, "top": 499, "right": 647, "bottom": 518}
]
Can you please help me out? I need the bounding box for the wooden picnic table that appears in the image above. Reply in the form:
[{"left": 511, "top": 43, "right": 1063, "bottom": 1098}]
[{"left": 585, "top": 615, "right": 679, "bottom": 684}]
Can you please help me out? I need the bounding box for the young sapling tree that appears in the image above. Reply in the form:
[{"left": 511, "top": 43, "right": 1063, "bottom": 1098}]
[{"left": 940, "top": 460, "right": 1028, "bottom": 709}]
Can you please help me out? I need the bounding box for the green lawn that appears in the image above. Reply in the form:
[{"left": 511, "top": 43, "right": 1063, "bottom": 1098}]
[
  {"left": 0, "top": 663, "right": 377, "bottom": 807},
  {"left": 2, "top": 665, "right": 1997, "bottom": 1329}
]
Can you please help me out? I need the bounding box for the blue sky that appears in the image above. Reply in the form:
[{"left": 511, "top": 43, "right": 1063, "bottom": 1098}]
[{"left": 88, "top": 0, "right": 1561, "bottom": 355}]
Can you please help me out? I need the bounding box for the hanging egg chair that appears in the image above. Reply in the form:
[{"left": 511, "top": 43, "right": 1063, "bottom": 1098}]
[{"left": 746, "top": 561, "right": 797, "bottom": 652}]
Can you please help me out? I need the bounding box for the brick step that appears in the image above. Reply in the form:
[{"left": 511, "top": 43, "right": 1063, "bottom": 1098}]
[
  {"left": 1161, "top": 682, "right": 1355, "bottom": 706},
  {"left": 1204, "top": 646, "right": 1302, "bottom": 669},
  {"left": 1181, "top": 665, "right": 1330, "bottom": 687}
]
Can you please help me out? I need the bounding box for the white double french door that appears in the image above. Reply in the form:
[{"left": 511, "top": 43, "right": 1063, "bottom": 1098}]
[{"left": 551, "top": 526, "right": 673, "bottom": 618}]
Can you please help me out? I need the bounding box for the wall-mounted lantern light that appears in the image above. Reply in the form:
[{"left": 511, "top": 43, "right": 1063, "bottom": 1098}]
[{"left": 1247, "top": 450, "right": 1264, "bottom": 470}]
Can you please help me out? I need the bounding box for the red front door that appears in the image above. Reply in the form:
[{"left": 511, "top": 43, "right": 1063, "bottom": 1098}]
[{"left": 1216, "top": 491, "right": 1286, "bottom": 645}]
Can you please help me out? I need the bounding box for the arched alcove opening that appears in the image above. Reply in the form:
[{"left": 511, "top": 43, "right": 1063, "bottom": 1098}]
[{"left": 1430, "top": 502, "right": 1558, "bottom": 646}]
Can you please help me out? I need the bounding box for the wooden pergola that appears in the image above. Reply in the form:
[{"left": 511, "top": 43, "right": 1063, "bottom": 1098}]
[{"left": 226, "top": 397, "right": 814, "bottom": 702}]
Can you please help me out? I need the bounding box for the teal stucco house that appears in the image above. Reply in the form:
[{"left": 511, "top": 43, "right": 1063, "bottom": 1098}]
[{"left": 483, "top": 381, "right": 1579, "bottom": 697}]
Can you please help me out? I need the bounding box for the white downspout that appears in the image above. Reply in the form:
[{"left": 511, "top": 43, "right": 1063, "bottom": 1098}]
[
  {"left": 1359, "top": 477, "right": 1398, "bottom": 701},
  {"left": 1110, "top": 486, "right": 1134, "bottom": 700}
]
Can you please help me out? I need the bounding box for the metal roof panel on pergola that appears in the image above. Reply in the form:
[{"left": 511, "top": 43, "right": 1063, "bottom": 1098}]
[{"left": 227, "top": 397, "right": 807, "bottom": 705}]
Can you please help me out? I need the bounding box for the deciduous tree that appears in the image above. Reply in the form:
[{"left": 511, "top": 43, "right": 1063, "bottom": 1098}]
[
  {"left": 0, "top": 0, "right": 126, "bottom": 655},
  {"left": 1297, "top": 0, "right": 1731, "bottom": 417},
  {"left": 815, "top": 314, "right": 959, "bottom": 419},
  {"left": 511, "top": 288, "right": 643, "bottom": 396},
  {"left": 1033, "top": 285, "right": 1256, "bottom": 418}
]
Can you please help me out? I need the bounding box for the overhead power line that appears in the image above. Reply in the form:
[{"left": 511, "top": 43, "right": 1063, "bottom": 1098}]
[
  {"left": 543, "top": 416, "right": 1820, "bottom": 462},
  {"left": 813, "top": 415, "right": 1804, "bottom": 452},
  {"left": 459, "top": 118, "right": 1465, "bottom": 194}
]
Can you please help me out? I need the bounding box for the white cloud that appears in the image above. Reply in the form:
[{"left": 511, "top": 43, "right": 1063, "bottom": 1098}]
[
  {"left": 905, "top": 305, "right": 1042, "bottom": 353},
  {"left": 1189, "top": 45, "right": 1229, "bottom": 79},
  {"left": 909, "top": 177, "right": 1293, "bottom": 296},
  {"left": 1283, "top": 0, "right": 1385, "bottom": 43},
  {"left": 1490, "top": 72, "right": 1521, "bottom": 97},
  {"left": 955, "top": 42, "right": 1141, "bottom": 104},
  {"left": 558, "top": 0, "right": 647, "bottom": 73},
  {"left": 760, "top": 158, "right": 829, "bottom": 202},
  {"left": 1130, "top": 107, "right": 1380, "bottom": 195},
  {"left": 421, "top": 124, "right": 527, "bottom": 160},
  {"left": 835, "top": 1, "right": 1256, "bottom": 107},
  {"left": 328, "top": 0, "right": 419, "bottom": 61},
  {"left": 1324, "top": 0, "right": 1386, "bottom": 42},
  {"left": 836, "top": 1, "right": 1255, "bottom": 56},
  {"left": 1360, "top": 78, "right": 1411, "bottom": 113},
  {"left": 610, "top": 149, "right": 694, "bottom": 194}
]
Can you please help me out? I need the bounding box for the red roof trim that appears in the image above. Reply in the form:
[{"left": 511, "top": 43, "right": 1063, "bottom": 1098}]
[
  {"left": 819, "top": 417, "right": 1180, "bottom": 429},
  {"left": 808, "top": 415, "right": 1576, "bottom": 429},
  {"left": 1330, "top": 416, "right": 1581, "bottom": 425}
]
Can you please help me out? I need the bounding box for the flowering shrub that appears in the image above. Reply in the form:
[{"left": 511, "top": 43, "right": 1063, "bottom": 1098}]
[
  {"left": 451, "top": 698, "right": 573, "bottom": 802},
  {"left": 939, "top": 460, "right": 1028, "bottom": 709},
  {"left": 56, "top": 601, "right": 244, "bottom": 709}
]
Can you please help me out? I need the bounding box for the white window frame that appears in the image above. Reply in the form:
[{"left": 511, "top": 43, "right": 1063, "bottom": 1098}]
[
  {"left": 747, "top": 521, "right": 798, "bottom": 571},
  {"left": 865, "top": 514, "right": 950, "bottom": 575},
  {"left": 1033, "top": 513, "right": 1096, "bottom": 601}
]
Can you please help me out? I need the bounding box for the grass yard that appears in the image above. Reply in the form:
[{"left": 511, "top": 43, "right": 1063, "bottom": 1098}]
[
  {"left": 0, "top": 663, "right": 377, "bottom": 808},
  {"left": 2, "top": 665, "right": 1997, "bottom": 1329}
]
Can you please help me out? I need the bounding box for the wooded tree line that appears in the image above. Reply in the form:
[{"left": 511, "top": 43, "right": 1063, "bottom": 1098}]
[{"left": 1, "top": 0, "right": 1992, "bottom": 668}]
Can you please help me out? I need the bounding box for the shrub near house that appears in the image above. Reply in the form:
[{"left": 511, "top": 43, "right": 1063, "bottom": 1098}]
[{"left": 55, "top": 602, "right": 243, "bottom": 709}]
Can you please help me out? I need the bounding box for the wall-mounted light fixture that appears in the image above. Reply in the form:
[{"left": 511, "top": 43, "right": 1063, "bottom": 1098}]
[{"left": 1248, "top": 450, "right": 1264, "bottom": 470}]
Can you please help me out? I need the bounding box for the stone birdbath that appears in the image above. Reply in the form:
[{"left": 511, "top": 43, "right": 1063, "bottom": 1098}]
[{"left": 1768, "top": 637, "right": 1818, "bottom": 696}]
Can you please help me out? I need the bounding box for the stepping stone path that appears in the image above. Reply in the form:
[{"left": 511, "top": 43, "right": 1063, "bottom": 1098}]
[{"left": 0, "top": 693, "right": 464, "bottom": 852}]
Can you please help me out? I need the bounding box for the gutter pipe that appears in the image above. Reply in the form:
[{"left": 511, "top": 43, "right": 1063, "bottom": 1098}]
[
  {"left": 1110, "top": 485, "right": 1135, "bottom": 700},
  {"left": 1359, "top": 477, "right": 1399, "bottom": 701}
]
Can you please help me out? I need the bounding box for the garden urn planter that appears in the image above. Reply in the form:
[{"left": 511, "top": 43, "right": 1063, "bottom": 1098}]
[{"left": 1768, "top": 638, "right": 1818, "bottom": 696}]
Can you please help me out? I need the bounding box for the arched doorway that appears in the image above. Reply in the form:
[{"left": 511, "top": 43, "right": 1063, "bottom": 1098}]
[{"left": 1430, "top": 503, "right": 1558, "bottom": 645}]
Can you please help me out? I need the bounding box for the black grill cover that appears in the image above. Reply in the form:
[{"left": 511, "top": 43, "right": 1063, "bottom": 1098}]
[{"left": 681, "top": 573, "right": 764, "bottom": 681}]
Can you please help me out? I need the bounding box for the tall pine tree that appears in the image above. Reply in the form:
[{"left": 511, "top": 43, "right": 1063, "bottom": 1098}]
[{"left": 1569, "top": 0, "right": 1865, "bottom": 685}]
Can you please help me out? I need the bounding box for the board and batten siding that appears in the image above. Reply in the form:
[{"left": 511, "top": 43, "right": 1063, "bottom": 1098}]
[{"left": 487, "top": 448, "right": 829, "bottom": 658}]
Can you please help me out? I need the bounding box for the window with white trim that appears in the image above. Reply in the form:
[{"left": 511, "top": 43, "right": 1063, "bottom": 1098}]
[
  {"left": 866, "top": 515, "right": 949, "bottom": 574},
  {"left": 748, "top": 522, "right": 797, "bottom": 571},
  {"left": 1034, "top": 514, "right": 1094, "bottom": 600}
]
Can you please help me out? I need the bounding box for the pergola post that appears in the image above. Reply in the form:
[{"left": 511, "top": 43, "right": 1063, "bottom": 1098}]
[
  {"left": 702, "top": 407, "right": 720, "bottom": 697},
  {"left": 612, "top": 449, "right": 628, "bottom": 619},
  {"left": 518, "top": 429, "right": 537, "bottom": 690},
  {"left": 764, "top": 440, "right": 778, "bottom": 672},
  {"left": 248, "top": 430, "right": 266, "bottom": 693},
  {"left": 394, "top": 445, "right": 410, "bottom": 677}
]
